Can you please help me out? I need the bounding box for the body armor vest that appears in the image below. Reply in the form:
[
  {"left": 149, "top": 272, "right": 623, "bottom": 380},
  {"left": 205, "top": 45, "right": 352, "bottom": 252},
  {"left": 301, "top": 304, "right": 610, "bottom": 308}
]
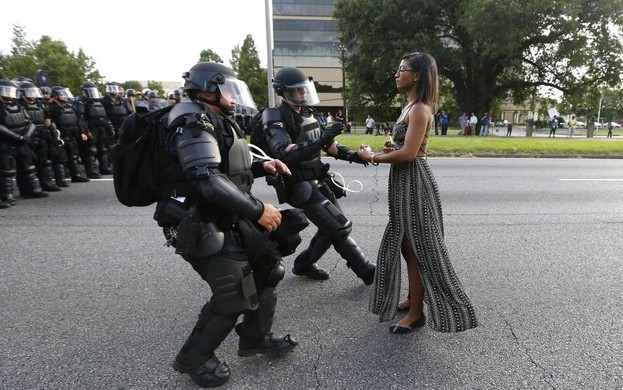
[
  {"left": 104, "top": 96, "right": 129, "bottom": 129},
  {"left": 56, "top": 104, "right": 80, "bottom": 137},
  {"left": 1, "top": 103, "right": 28, "bottom": 135},
  {"left": 85, "top": 100, "right": 108, "bottom": 124},
  {"left": 204, "top": 110, "right": 254, "bottom": 193},
  {"left": 293, "top": 111, "right": 322, "bottom": 169},
  {"left": 23, "top": 102, "right": 46, "bottom": 130}
]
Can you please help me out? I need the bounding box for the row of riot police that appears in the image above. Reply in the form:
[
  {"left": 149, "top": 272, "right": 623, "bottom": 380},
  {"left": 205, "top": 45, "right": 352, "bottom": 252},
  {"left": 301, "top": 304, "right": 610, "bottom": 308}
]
[{"left": 0, "top": 79, "right": 135, "bottom": 208}]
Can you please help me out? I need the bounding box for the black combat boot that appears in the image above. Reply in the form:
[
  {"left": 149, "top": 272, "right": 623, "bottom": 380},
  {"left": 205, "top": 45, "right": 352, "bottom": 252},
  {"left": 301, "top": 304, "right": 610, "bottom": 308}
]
[
  {"left": 235, "top": 323, "right": 298, "bottom": 357},
  {"left": 53, "top": 164, "right": 69, "bottom": 187},
  {"left": 16, "top": 171, "right": 48, "bottom": 198},
  {"left": 85, "top": 155, "right": 101, "bottom": 179},
  {"left": 68, "top": 159, "right": 89, "bottom": 182},
  {"left": 172, "top": 355, "right": 230, "bottom": 388},
  {"left": 0, "top": 176, "right": 17, "bottom": 206},
  {"left": 39, "top": 165, "right": 61, "bottom": 191},
  {"left": 292, "top": 233, "right": 331, "bottom": 280},
  {"left": 98, "top": 154, "right": 113, "bottom": 175}
]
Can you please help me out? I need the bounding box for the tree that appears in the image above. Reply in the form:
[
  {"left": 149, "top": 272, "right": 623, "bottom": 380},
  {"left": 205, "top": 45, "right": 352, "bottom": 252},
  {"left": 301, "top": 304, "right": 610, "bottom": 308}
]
[
  {"left": 335, "top": 0, "right": 623, "bottom": 119},
  {"left": 122, "top": 80, "right": 143, "bottom": 92},
  {"left": 1, "top": 26, "right": 105, "bottom": 96},
  {"left": 229, "top": 34, "right": 268, "bottom": 109},
  {"left": 199, "top": 49, "right": 223, "bottom": 63},
  {"left": 147, "top": 81, "right": 165, "bottom": 97}
]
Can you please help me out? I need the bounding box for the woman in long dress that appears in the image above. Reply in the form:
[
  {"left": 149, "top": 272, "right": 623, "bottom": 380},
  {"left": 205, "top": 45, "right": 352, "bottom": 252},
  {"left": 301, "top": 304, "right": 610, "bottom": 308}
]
[{"left": 357, "top": 52, "right": 478, "bottom": 334}]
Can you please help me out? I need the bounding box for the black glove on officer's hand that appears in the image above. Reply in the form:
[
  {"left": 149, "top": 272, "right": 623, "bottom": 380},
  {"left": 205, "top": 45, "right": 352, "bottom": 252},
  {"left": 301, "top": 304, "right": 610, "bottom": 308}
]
[
  {"left": 321, "top": 123, "right": 344, "bottom": 145},
  {"left": 19, "top": 135, "right": 30, "bottom": 145}
]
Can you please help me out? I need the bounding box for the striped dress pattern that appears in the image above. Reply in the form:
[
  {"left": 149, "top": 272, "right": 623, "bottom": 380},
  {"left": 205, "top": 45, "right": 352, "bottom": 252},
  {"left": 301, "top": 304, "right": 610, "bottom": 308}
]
[{"left": 369, "top": 121, "right": 478, "bottom": 332}]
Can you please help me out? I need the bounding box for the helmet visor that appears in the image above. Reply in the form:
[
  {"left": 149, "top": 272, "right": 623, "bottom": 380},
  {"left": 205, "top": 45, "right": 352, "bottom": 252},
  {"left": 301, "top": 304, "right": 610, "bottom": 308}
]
[
  {"left": 0, "top": 85, "right": 19, "bottom": 99},
  {"left": 106, "top": 84, "right": 120, "bottom": 93},
  {"left": 22, "top": 87, "right": 43, "bottom": 99},
  {"left": 218, "top": 77, "right": 257, "bottom": 110},
  {"left": 283, "top": 78, "right": 319, "bottom": 106},
  {"left": 84, "top": 87, "right": 101, "bottom": 99}
]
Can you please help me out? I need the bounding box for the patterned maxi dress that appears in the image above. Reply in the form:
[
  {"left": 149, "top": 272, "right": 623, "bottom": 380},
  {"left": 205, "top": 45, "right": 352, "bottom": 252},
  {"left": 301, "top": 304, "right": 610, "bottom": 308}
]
[{"left": 369, "top": 117, "right": 478, "bottom": 332}]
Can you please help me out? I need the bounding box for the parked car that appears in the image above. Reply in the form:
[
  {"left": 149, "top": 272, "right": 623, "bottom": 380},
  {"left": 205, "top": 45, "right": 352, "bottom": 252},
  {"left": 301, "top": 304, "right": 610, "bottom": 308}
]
[{"left": 594, "top": 121, "right": 621, "bottom": 128}]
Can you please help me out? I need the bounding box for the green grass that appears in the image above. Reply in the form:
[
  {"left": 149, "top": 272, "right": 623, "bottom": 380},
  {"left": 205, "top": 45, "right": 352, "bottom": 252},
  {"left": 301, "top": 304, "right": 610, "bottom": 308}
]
[{"left": 334, "top": 133, "right": 623, "bottom": 156}]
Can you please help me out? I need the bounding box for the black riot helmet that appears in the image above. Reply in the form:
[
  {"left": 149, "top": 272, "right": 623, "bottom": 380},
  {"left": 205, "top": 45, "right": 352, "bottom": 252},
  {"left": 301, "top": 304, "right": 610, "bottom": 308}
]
[
  {"left": 125, "top": 88, "right": 136, "bottom": 97},
  {"left": 0, "top": 79, "right": 19, "bottom": 102},
  {"left": 40, "top": 86, "right": 52, "bottom": 95},
  {"left": 182, "top": 62, "right": 256, "bottom": 114},
  {"left": 105, "top": 82, "right": 120, "bottom": 95},
  {"left": 272, "top": 67, "right": 319, "bottom": 106},
  {"left": 51, "top": 86, "right": 74, "bottom": 102},
  {"left": 18, "top": 81, "right": 43, "bottom": 100},
  {"left": 81, "top": 81, "right": 101, "bottom": 99}
]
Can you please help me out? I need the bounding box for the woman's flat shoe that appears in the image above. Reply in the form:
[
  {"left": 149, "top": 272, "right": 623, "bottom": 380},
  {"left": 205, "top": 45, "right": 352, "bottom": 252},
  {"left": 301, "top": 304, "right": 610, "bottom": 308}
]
[{"left": 389, "top": 314, "right": 426, "bottom": 334}]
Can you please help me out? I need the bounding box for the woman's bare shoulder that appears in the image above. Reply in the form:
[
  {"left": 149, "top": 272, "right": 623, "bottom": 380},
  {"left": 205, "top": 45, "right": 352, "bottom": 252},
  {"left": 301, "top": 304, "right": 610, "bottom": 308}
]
[{"left": 409, "top": 102, "right": 432, "bottom": 117}]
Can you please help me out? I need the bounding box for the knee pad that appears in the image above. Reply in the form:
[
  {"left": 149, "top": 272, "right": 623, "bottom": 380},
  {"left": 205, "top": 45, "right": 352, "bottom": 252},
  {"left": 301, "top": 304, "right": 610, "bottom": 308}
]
[
  {"left": 288, "top": 181, "right": 313, "bottom": 207},
  {"left": 267, "top": 263, "right": 285, "bottom": 288}
]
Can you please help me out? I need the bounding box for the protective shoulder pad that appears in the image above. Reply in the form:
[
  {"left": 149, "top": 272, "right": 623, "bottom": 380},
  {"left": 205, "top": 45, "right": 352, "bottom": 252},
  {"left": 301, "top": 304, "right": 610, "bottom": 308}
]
[
  {"left": 167, "top": 101, "right": 205, "bottom": 127},
  {"left": 262, "top": 107, "right": 283, "bottom": 124}
]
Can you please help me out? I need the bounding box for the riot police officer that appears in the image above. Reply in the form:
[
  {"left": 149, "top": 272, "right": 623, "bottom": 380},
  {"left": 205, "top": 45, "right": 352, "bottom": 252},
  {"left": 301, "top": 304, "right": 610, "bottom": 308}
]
[
  {"left": 75, "top": 81, "right": 113, "bottom": 176},
  {"left": 48, "top": 86, "right": 90, "bottom": 183},
  {"left": 261, "top": 66, "right": 375, "bottom": 284},
  {"left": 17, "top": 81, "right": 63, "bottom": 192},
  {"left": 0, "top": 79, "right": 48, "bottom": 208},
  {"left": 151, "top": 62, "right": 298, "bottom": 387},
  {"left": 101, "top": 82, "right": 130, "bottom": 141},
  {"left": 124, "top": 88, "right": 137, "bottom": 114}
]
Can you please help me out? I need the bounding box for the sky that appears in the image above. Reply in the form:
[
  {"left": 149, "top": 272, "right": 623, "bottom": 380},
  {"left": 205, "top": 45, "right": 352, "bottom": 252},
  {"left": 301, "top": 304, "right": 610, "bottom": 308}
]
[{"left": 2, "top": 0, "right": 270, "bottom": 83}]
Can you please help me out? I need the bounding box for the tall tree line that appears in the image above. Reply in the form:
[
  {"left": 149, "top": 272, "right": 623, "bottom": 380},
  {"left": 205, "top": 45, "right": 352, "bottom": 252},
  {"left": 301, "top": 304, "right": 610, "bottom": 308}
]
[{"left": 335, "top": 0, "right": 623, "bottom": 120}]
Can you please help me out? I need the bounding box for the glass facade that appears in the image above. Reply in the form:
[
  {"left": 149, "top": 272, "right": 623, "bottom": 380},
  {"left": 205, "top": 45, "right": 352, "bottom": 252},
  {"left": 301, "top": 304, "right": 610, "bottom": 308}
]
[
  {"left": 273, "top": 0, "right": 335, "bottom": 17},
  {"left": 273, "top": 0, "right": 342, "bottom": 108},
  {"left": 273, "top": 19, "right": 340, "bottom": 68}
]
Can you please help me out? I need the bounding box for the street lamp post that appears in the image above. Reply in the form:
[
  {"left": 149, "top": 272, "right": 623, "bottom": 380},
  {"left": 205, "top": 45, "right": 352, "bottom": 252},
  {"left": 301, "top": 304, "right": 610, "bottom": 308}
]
[{"left": 265, "top": 0, "right": 275, "bottom": 108}]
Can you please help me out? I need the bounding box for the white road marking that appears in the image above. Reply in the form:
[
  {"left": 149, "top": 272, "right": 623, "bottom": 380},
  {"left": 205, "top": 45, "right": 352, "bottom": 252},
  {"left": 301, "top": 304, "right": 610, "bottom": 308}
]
[{"left": 559, "top": 179, "right": 623, "bottom": 181}]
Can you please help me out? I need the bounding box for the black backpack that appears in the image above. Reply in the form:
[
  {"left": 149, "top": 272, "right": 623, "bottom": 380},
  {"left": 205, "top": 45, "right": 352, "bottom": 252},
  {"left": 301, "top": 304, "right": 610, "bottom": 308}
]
[{"left": 112, "top": 106, "right": 173, "bottom": 207}]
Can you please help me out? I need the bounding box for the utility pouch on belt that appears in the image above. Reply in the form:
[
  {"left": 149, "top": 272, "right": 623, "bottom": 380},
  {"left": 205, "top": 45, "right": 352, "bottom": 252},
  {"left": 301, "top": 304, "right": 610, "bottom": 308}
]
[
  {"left": 175, "top": 206, "right": 201, "bottom": 255},
  {"left": 266, "top": 174, "right": 289, "bottom": 204},
  {"left": 153, "top": 199, "right": 187, "bottom": 225},
  {"left": 325, "top": 174, "right": 347, "bottom": 199}
]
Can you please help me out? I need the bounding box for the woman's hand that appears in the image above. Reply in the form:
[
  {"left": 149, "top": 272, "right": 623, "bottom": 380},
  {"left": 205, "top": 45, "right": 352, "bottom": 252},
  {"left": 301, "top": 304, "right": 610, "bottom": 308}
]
[
  {"left": 383, "top": 140, "right": 396, "bottom": 154},
  {"left": 357, "top": 144, "right": 373, "bottom": 163}
]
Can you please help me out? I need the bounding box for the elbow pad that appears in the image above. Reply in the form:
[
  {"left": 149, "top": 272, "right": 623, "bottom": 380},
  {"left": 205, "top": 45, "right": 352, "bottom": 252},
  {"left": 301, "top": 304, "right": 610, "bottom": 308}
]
[{"left": 197, "top": 174, "right": 264, "bottom": 221}]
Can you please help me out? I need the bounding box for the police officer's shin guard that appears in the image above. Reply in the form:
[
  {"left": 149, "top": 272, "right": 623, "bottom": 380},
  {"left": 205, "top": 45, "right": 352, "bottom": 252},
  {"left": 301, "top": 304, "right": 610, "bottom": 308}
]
[
  {"left": 53, "top": 164, "right": 69, "bottom": 187},
  {"left": 0, "top": 176, "right": 14, "bottom": 207},
  {"left": 98, "top": 154, "right": 112, "bottom": 175},
  {"left": 16, "top": 170, "right": 48, "bottom": 198},
  {"left": 68, "top": 159, "right": 89, "bottom": 182},
  {"left": 39, "top": 164, "right": 61, "bottom": 191},
  {"left": 334, "top": 236, "right": 376, "bottom": 285},
  {"left": 173, "top": 300, "right": 236, "bottom": 387},
  {"left": 84, "top": 155, "right": 101, "bottom": 179}
]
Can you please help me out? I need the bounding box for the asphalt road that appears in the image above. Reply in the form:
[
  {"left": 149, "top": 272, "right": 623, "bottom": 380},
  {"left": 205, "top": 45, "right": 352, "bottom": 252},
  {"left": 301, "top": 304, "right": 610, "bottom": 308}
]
[{"left": 1, "top": 158, "right": 622, "bottom": 390}]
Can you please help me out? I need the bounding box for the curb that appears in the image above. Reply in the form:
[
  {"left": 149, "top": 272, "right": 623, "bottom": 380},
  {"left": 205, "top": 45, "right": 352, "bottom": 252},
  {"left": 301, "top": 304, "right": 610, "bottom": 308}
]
[{"left": 427, "top": 153, "right": 623, "bottom": 159}]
